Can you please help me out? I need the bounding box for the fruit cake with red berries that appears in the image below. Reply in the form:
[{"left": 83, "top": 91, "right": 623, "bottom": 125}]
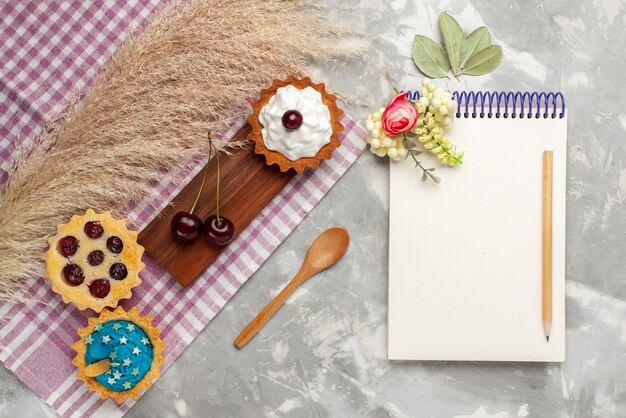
[{"left": 44, "top": 209, "right": 144, "bottom": 312}]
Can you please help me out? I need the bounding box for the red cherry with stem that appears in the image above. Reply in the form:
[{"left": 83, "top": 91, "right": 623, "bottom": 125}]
[
  {"left": 204, "top": 215, "right": 236, "bottom": 246},
  {"left": 88, "top": 279, "right": 110, "bottom": 298},
  {"left": 171, "top": 131, "right": 214, "bottom": 243},
  {"left": 203, "top": 140, "right": 236, "bottom": 246},
  {"left": 171, "top": 211, "right": 203, "bottom": 242},
  {"left": 282, "top": 110, "right": 303, "bottom": 130}
]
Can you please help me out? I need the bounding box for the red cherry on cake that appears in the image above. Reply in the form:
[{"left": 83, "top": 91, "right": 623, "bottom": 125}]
[
  {"left": 282, "top": 110, "right": 303, "bottom": 130},
  {"left": 171, "top": 211, "right": 204, "bottom": 242},
  {"left": 109, "top": 262, "right": 128, "bottom": 280},
  {"left": 84, "top": 221, "right": 104, "bottom": 239},
  {"left": 63, "top": 264, "right": 85, "bottom": 286},
  {"left": 57, "top": 236, "right": 79, "bottom": 257},
  {"left": 89, "top": 279, "right": 110, "bottom": 298},
  {"left": 87, "top": 250, "right": 104, "bottom": 266},
  {"left": 106, "top": 236, "right": 123, "bottom": 254},
  {"left": 204, "top": 215, "right": 235, "bottom": 246}
]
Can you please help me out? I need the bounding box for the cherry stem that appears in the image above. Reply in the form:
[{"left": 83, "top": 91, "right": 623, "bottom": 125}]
[
  {"left": 190, "top": 131, "right": 213, "bottom": 215},
  {"left": 215, "top": 140, "right": 222, "bottom": 226},
  {"left": 204, "top": 133, "right": 223, "bottom": 226}
]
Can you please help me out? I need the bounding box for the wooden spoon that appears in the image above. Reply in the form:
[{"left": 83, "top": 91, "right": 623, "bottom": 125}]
[{"left": 234, "top": 227, "right": 350, "bottom": 349}]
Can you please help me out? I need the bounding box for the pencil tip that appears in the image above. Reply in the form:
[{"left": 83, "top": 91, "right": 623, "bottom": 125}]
[{"left": 546, "top": 336, "right": 550, "bottom": 342}]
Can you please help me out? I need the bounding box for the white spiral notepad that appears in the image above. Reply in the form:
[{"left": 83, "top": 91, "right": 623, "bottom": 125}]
[{"left": 388, "top": 92, "right": 567, "bottom": 362}]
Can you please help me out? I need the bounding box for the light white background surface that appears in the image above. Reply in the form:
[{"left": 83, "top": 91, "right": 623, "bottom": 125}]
[{"left": 2, "top": 0, "right": 626, "bottom": 416}]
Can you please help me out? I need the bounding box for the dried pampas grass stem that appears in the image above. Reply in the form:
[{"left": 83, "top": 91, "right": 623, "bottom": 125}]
[{"left": 0, "top": 0, "right": 354, "bottom": 302}]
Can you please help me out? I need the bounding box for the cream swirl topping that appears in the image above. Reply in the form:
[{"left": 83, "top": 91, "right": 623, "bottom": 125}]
[{"left": 259, "top": 85, "right": 332, "bottom": 161}]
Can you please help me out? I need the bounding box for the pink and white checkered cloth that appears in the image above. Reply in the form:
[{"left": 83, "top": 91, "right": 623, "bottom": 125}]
[{"left": 0, "top": 2, "right": 367, "bottom": 417}]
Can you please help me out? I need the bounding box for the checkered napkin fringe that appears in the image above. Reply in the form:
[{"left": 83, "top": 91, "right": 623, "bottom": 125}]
[{"left": 0, "top": 1, "right": 367, "bottom": 417}]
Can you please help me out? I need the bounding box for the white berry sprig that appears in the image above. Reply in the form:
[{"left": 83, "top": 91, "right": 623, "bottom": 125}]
[
  {"left": 365, "top": 108, "right": 409, "bottom": 161},
  {"left": 417, "top": 78, "right": 457, "bottom": 128}
]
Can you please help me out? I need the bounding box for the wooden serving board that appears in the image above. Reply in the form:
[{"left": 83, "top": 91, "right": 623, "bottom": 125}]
[{"left": 138, "top": 125, "right": 296, "bottom": 287}]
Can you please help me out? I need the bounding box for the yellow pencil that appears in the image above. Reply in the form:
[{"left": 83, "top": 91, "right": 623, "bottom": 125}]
[{"left": 542, "top": 151, "right": 553, "bottom": 342}]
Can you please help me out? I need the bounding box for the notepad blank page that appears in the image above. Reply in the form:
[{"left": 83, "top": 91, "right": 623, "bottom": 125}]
[{"left": 388, "top": 114, "right": 567, "bottom": 361}]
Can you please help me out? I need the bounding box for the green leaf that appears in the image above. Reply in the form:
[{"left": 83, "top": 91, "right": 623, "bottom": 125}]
[
  {"left": 459, "top": 27, "right": 490, "bottom": 70},
  {"left": 412, "top": 35, "right": 451, "bottom": 78},
  {"left": 438, "top": 12, "right": 464, "bottom": 76},
  {"left": 460, "top": 45, "right": 503, "bottom": 76},
  {"left": 402, "top": 139, "right": 417, "bottom": 150}
]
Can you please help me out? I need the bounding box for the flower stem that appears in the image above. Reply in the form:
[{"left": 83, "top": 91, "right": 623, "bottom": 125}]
[
  {"left": 409, "top": 150, "right": 440, "bottom": 183},
  {"left": 190, "top": 131, "right": 213, "bottom": 215}
]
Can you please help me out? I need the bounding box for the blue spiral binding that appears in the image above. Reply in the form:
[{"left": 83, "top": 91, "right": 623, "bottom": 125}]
[{"left": 404, "top": 90, "right": 565, "bottom": 119}]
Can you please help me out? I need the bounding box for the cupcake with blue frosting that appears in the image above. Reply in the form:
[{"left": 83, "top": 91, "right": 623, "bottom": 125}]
[{"left": 72, "top": 306, "right": 164, "bottom": 403}]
